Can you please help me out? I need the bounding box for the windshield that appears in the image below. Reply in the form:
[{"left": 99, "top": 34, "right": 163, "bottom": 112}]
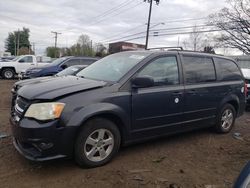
[
  {"left": 76, "top": 52, "right": 150, "bottom": 82},
  {"left": 50, "top": 57, "right": 69, "bottom": 66},
  {"left": 13, "top": 56, "right": 21, "bottom": 61},
  {"left": 236, "top": 60, "right": 250, "bottom": 69},
  {"left": 56, "top": 66, "right": 82, "bottom": 76}
]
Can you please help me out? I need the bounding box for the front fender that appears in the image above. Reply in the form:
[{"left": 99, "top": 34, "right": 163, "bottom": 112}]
[{"left": 66, "top": 102, "right": 130, "bottom": 135}]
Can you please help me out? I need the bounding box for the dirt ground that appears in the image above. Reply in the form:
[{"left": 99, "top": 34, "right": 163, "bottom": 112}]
[{"left": 0, "top": 80, "right": 250, "bottom": 188}]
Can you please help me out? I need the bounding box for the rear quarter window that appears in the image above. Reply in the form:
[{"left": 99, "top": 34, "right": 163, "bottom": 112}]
[
  {"left": 213, "top": 58, "right": 242, "bottom": 81},
  {"left": 182, "top": 55, "right": 216, "bottom": 84}
]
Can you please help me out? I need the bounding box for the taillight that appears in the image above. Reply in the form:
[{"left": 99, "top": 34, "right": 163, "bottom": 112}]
[{"left": 245, "top": 80, "right": 248, "bottom": 97}]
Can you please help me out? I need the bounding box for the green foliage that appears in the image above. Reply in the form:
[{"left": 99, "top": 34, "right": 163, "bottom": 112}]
[
  {"left": 46, "top": 47, "right": 60, "bottom": 58},
  {"left": 5, "top": 27, "right": 31, "bottom": 56},
  {"left": 49, "top": 34, "right": 107, "bottom": 57}
]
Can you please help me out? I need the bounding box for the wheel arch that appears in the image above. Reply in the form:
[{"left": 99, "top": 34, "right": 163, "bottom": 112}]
[
  {"left": 1, "top": 66, "right": 16, "bottom": 73},
  {"left": 67, "top": 103, "right": 130, "bottom": 144},
  {"left": 218, "top": 94, "right": 240, "bottom": 115}
]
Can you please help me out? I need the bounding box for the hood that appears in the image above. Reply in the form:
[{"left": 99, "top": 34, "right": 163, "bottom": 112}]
[
  {"left": 241, "top": 68, "right": 250, "bottom": 79},
  {"left": 18, "top": 76, "right": 107, "bottom": 100},
  {"left": 27, "top": 64, "right": 55, "bottom": 71},
  {"left": 14, "top": 76, "right": 53, "bottom": 88},
  {"left": 0, "top": 61, "right": 15, "bottom": 67}
]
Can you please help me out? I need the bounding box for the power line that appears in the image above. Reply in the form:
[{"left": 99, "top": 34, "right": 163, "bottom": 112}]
[
  {"left": 100, "top": 17, "right": 207, "bottom": 43},
  {"left": 104, "top": 24, "right": 214, "bottom": 43},
  {"left": 113, "top": 28, "right": 223, "bottom": 42},
  {"left": 91, "top": 0, "right": 134, "bottom": 20},
  {"left": 100, "top": 24, "right": 147, "bottom": 43},
  {"left": 89, "top": 1, "right": 144, "bottom": 26}
]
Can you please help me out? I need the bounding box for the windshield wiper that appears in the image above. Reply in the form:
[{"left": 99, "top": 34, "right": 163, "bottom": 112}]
[{"left": 77, "top": 75, "right": 85, "bottom": 78}]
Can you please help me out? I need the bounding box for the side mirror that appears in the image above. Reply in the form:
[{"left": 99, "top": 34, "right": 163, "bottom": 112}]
[
  {"left": 132, "top": 76, "right": 154, "bottom": 88},
  {"left": 61, "top": 64, "right": 67, "bottom": 69},
  {"left": 19, "top": 59, "right": 25, "bottom": 63}
]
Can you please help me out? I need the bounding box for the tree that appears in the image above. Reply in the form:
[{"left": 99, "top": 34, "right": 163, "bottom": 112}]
[
  {"left": 19, "top": 47, "right": 34, "bottom": 55},
  {"left": 46, "top": 47, "right": 60, "bottom": 58},
  {"left": 95, "top": 43, "right": 107, "bottom": 57},
  {"left": 183, "top": 25, "right": 203, "bottom": 51},
  {"left": 209, "top": 0, "right": 250, "bottom": 54},
  {"left": 5, "top": 27, "right": 31, "bottom": 56},
  {"left": 45, "top": 34, "right": 107, "bottom": 57},
  {"left": 204, "top": 46, "right": 215, "bottom": 54},
  {"left": 76, "top": 34, "right": 94, "bottom": 56}
]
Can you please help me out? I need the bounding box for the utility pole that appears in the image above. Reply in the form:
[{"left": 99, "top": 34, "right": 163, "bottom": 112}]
[
  {"left": 144, "top": 0, "right": 160, "bottom": 50},
  {"left": 32, "top": 42, "right": 35, "bottom": 55},
  {"left": 51, "top": 31, "right": 62, "bottom": 57},
  {"left": 17, "top": 29, "right": 20, "bottom": 56},
  {"left": 33, "top": 43, "right": 35, "bottom": 55},
  {"left": 14, "top": 35, "right": 16, "bottom": 56}
]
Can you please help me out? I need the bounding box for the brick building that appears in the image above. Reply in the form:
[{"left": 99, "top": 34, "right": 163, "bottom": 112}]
[{"left": 108, "top": 41, "right": 145, "bottom": 54}]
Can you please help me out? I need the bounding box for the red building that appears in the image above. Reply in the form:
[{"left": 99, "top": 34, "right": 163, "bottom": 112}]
[{"left": 108, "top": 41, "right": 145, "bottom": 54}]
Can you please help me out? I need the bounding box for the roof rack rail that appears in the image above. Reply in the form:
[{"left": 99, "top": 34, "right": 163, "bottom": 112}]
[{"left": 147, "top": 46, "right": 183, "bottom": 51}]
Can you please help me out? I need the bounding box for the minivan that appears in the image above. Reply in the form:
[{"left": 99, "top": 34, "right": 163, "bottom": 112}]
[{"left": 10, "top": 50, "right": 246, "bottom": 168}]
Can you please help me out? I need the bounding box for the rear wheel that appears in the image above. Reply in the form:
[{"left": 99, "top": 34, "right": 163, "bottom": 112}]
[
  {"left": 2, "top": 68, "right": 15, "bottom": 79},
  {"left": 215, "top": 104, "right": 236, "bottom": 133},
  {"left": 74, "top": 118, "right": 121, "bottom": 168}
]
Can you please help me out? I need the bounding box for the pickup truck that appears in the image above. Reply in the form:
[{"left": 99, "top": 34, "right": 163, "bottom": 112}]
[{"left": 0, "top": 55, "right": 50, "bottom": 79}]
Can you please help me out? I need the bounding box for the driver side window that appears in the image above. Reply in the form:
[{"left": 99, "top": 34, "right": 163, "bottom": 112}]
[
  {"left": 138, "top": 56, "right": 179, "bottom": 86},
  {"left": 19, "top": 56, "right": 33, "bottom": 63}
]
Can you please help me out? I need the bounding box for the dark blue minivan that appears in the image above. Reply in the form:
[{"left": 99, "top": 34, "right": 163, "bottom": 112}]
[
  {"left": 20, "top": 56, "right": 98, "bottom": 79},
  {"left": 10, "top": 50, "right": 246, "bottom": 168}
]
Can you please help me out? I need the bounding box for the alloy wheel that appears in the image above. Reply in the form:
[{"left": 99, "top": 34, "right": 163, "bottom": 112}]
[
  {"left": 84, "top": 128, "right": 114, "bottom": 162},
  {"left": 221, "top": 109, "right": 234, "bottom": 130}
]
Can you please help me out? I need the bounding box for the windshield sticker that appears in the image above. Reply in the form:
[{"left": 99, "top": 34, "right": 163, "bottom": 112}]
[{"left": 129, "top": 55, "right": 145, "bottom": 60}]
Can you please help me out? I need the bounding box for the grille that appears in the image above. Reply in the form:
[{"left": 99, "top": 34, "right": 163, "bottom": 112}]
[{"left": 12, "top": 96, "right": 30, "bottom": 122}]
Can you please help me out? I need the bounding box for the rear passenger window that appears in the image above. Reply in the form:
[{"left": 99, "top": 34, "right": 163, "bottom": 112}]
[
  {"left": 213, "top": 58, "right": 242, "bottom": 81},
  {"left": 80, "top": 59, "right": 96, "bottom": 65},
  {"left": 182, "top": 56, "right": 216, "bottom": 84},
  {"left": 63, "top": 59, "right": 81, "bottom": 66},
  {"left": 138, "top": 56, "right": 179, "bottom": 86}
]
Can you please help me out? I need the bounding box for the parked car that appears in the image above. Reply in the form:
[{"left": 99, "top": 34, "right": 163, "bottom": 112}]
[
  {"left": 13, "top": 65, "right": 89, "bottom": 94},
  {"left": 0, "top": 55, "right": 50, "bottom": 79},
  {"left": 232, "top": 56, "right": 250, "bottom": 107},
  {"left": 19, "top": 56, "right": 98, "bottom": 79},
  {"left": 0, "top": 56, "right": 16, "bottom": 62},
  {"left": 234, "top": 161, "right": 250, "bottom": 188},
  {"left": 10, "top": 50, "right": 246, "bottom": 168}
]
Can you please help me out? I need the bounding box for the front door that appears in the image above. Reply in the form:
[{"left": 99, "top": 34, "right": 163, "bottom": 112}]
[
  {"left": 16, "top": 56, "right": 35, "bottom": 73},
  {"left": 131, "top": 55, "right": 184, "bottom": 137}
]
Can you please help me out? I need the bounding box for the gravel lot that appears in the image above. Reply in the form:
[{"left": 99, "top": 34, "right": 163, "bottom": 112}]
[{"left": 0, "top": 80, "right": 250, "bottom": 188}]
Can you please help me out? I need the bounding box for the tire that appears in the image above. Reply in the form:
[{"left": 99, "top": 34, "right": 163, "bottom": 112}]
[
  {"left": 2, "top": 68, "right": 15, "bottom": 79},
  {"left": 74, "top": 118, "right": 121, "bottom": 168},
  {"left": 215, "top": 104, "right": 236, "bottom": 133}
]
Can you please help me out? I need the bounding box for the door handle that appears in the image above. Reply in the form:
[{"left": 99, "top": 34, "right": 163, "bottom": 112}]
[{"left": 172, "top": 91, "right": 183, "bottom": 95}]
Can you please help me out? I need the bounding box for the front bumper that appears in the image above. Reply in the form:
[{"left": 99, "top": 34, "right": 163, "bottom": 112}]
[{"left": 10, "top": 117, "right": 77, "bottom": 161}]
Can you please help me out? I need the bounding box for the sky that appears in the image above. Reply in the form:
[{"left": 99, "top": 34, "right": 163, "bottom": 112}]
[{"left": 0, "top": 0, "right": 241, "bottom": 55}]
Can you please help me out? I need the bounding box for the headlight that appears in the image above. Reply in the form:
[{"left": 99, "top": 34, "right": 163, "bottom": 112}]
[{"left": 24, "top": 102, "right": 65, "bottom": 121}]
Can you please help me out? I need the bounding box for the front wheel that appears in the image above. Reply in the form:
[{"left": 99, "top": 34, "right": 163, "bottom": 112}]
[
  {"left": 74, "top": 118, "right": 121, "bottom": 168},
  {"left": 2, "top": 68, "right": 15, "bottom": 79},
  {"left": 215, "top": 104, "right": 236, "bottom": 133}
]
